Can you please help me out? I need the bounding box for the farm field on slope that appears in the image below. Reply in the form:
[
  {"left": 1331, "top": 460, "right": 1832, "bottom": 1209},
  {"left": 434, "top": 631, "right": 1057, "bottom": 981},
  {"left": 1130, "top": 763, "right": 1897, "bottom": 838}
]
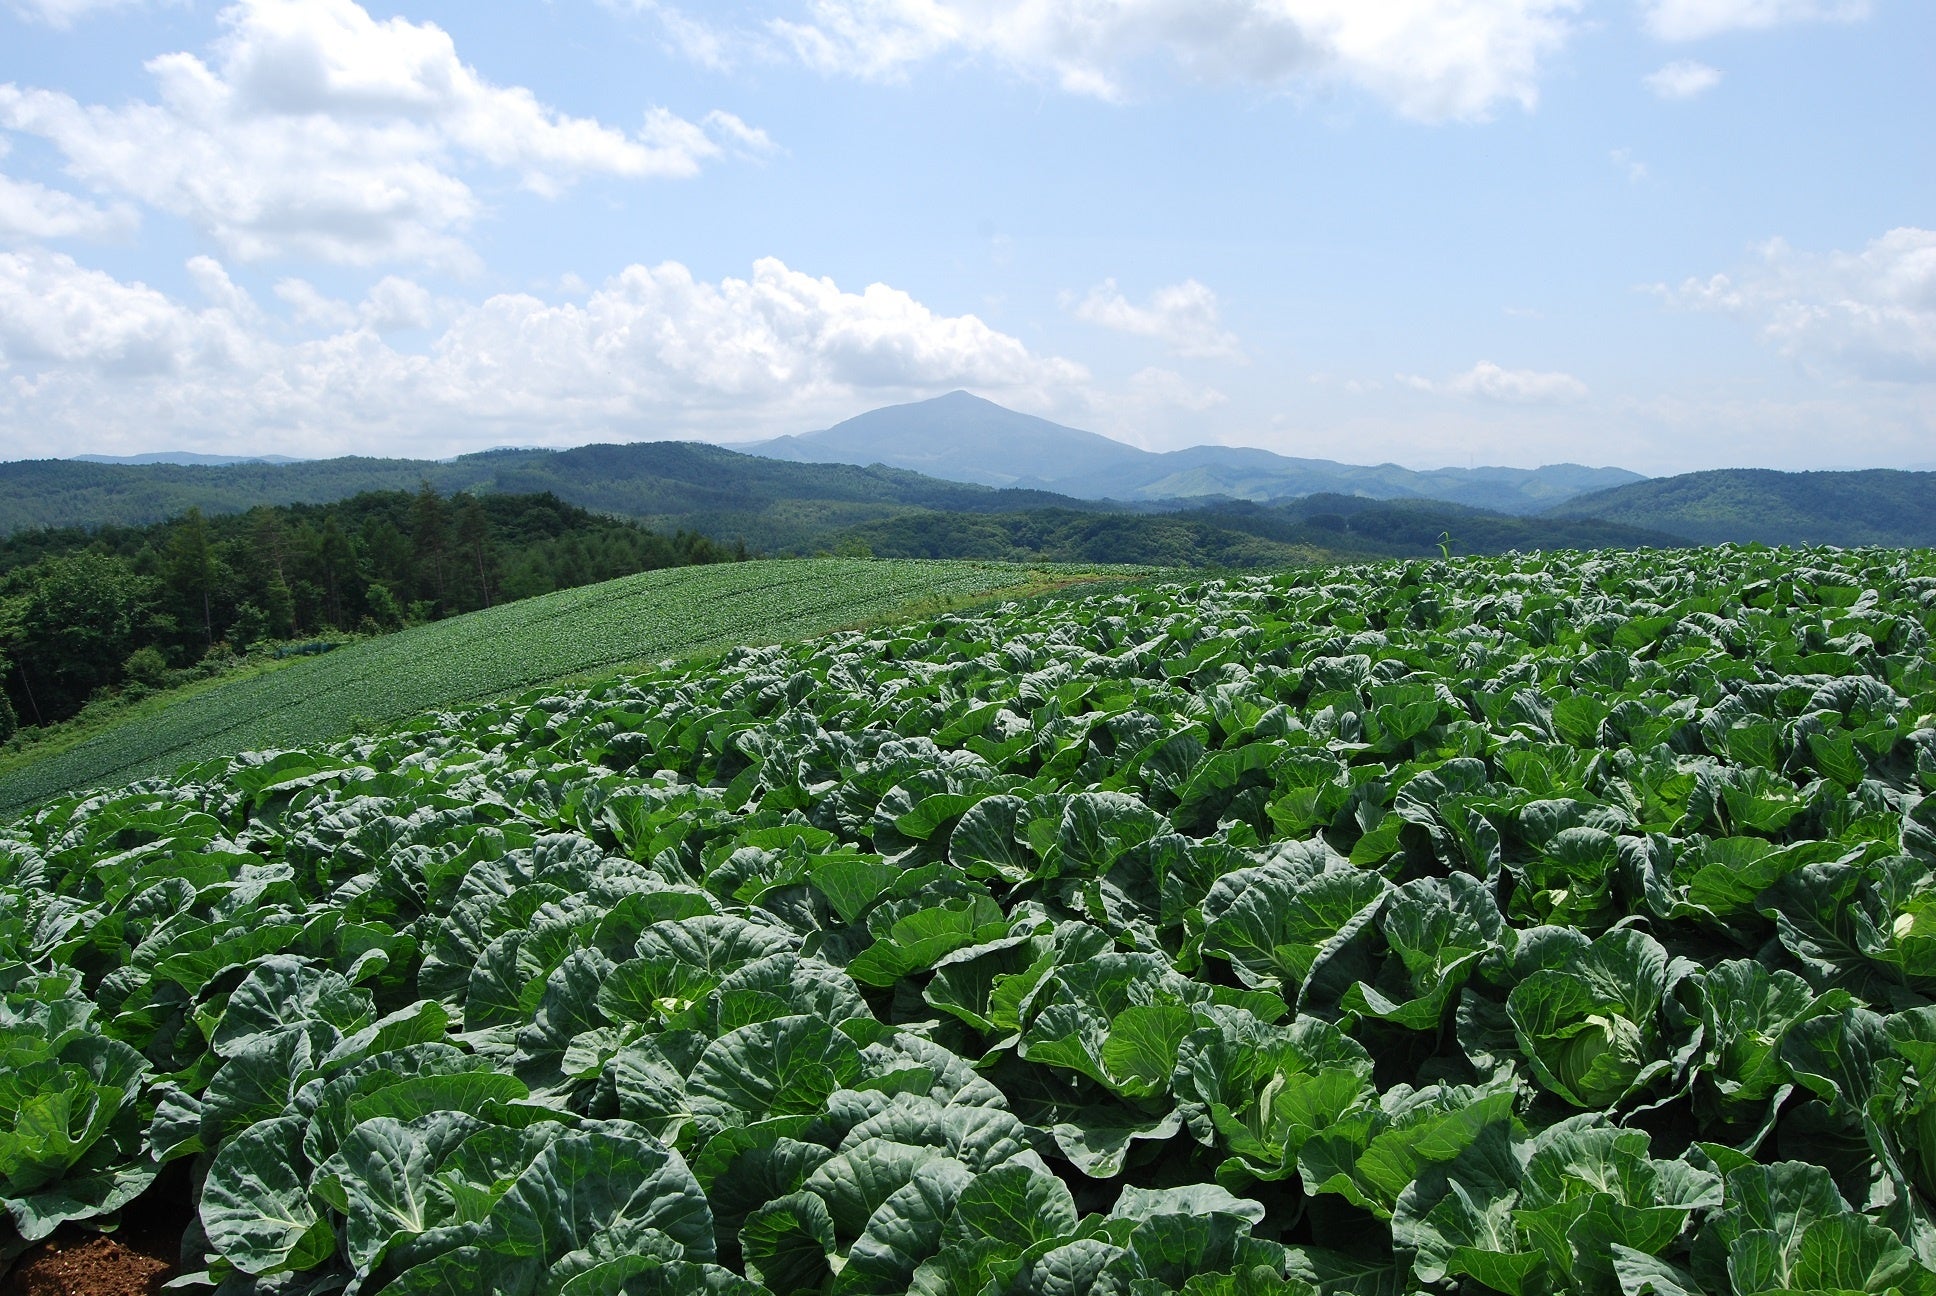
[
  {"left": 0, "top": 558, "right": 1086, "bottom": 813},
  {"left": 4, "top": 546, "right": 1936, "bottom": 1295}
]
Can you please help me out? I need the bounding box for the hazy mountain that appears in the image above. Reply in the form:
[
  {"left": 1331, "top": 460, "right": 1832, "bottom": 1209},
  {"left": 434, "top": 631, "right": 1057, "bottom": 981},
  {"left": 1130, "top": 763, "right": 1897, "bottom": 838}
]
[
  {"left": 749, "top": 392, "right": 1150, "bottom": 488},
  {"left": 744, "top": 391, "right": 1645, "bottom": 514},
  {"left": 16, "top": 404, "right": 1927, "bottom": 553},
  {"left": 1547, "top": 468, "right": 1936, "bottom": 547},
  {"left": 73, "top": 452, "right": 309, "bottom": 466},
  {"left": 0, "top": 442, "right": 1107, "bottom": 549}
]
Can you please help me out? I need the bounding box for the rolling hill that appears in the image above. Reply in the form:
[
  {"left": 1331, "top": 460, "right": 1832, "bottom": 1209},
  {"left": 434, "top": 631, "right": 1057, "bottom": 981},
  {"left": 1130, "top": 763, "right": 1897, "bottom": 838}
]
[
  {"left": 0, "top": 558, "right": 1095, "bottom": 811},
  {"left": 10, "top": 399, "right": 1932, "bottom": 553},
  {"left": 0, "top": 442, "right": 1107, "bottom": 545},
  {"left": 1546, "top": 468, "right": 1936, "bottom": 547},
  {"left": 745, "top": 391, "right": 1645, "bottom": 512}
]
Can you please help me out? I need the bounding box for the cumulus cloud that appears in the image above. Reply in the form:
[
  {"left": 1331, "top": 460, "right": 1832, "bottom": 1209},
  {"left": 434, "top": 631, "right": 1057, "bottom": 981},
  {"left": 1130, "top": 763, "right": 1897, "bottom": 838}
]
[
  {"left": 0, "top": 250, "right": 1090, "bottom": 455},
  {"left": 273, "top": 278, "right": 357, "bottom": 331},
  {"left": 0, "top": 247, "right": 254, "bottom": 376},
  {"left": 1400, "top": 360, "right": 1589, "bottom": 402},
  {"left": 0, "top": 0, "right": 764, "bottom": 266},
  {"left": 1640, "top": 0, "right": 1869, "bottom": 41},
  {"left": 643, "top": 0, "right": 1584, "bottom": 123},
  {"left": 0, "top": 172, "right": 138, "bottom": 242},
  {"left": 1071, "top": 278, "right": 1243, "bottom": 360},
  {"left": 1644, "top": 60, "right": 1721, "bottom": 99},
  {"left": 1657, "top": 228, "right": 1936, "bottom": 381}
]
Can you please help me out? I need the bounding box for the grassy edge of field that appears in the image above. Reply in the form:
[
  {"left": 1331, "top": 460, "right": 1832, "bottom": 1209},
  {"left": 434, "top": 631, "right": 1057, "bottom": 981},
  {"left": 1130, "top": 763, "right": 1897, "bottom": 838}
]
[
  {"left": 0, "top": 646, "right": 353, "bottom": 782},
  {"left": 0, "top": 560, "right": 1154, "bottom": 813}
]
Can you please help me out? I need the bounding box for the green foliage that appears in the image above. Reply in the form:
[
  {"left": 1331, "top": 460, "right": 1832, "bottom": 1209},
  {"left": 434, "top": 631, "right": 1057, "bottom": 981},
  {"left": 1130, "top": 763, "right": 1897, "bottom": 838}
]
[
  {"left": 1549, "top": 467, "right": 1936, "bottom": 547},
  {"left": 122, "top": 646, "right": 169, "bottom": 688},
  {"left": 1, "top": 544, "right": 1935, "bottom": 1294},
  {"left": 1, "top": 550, "right": 154, "bottom": 718},
  {"left": 0, "top": 443, "right": 1099, "bottom": 546},
  {"left": 0, "top": 487, "right": 745, "bottom": 733},
  {"left": 0, "top": 558, "right": 1080, "bottom": 811},
  {"left": 1192, "top": 493, "right": 1689, "bottom": 558},
  {"left": 0, "top": 441, "right": 1713, "bottom": 570}
]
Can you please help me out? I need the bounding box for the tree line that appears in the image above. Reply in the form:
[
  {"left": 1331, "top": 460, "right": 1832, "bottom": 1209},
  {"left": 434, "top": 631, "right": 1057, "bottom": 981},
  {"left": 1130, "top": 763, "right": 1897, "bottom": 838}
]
[{"left": 0, "top": 485, "right": 746, "bottom": 737}]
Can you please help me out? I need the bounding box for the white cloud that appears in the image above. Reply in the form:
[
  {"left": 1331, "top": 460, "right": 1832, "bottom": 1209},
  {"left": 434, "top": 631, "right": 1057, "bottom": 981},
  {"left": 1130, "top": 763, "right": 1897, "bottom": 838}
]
[
  {"left": 0, "top": 251, "right": 1090, "bottom": 455},
  {"left": 1640, "top": 0, "right": 1868, "bottom": 41},
  {"left": 273, "top": 278, "right": 356, "bottom": 330},
  {"left": 1610, "top": 148, "right": 1648, "bottom": 182},
  {"left": 648, "top": 0, "right": 1585, "bottom": 124},
  {"left": 1070, "top": 278, "right": 1243, "bottom": 360},
  {"left": 1400, "top": 360, "right": 1589, "bottom": 401},
  {"left": 1644, "top": 59, "right": 1721, "bottom": 99},
  {"left": 0, "top": 171, "right": 138, "bottom": 242},
  {"left": 185, "top": 254, "right": 262, "bottom": 325},
  {"left": 1657, "top": 228, "right": 1936, "bottom": 381},
  {"left": 613, "top": 0, "right": 742, "bottom": 71},
  {"left": 0, "top": 0, "right": 764, "bottom": 266},
  {"left": 6, "top": 0, "right": 158, "bottom": 26},
  {"left": 0, "top": 247, "right": 254, "bottom": 376},
  {"left": 359, "top": 276, "right": 433, "bottom": 334},
  {"left": 702, "top": 110, "right": 780, "bottom": 158}
]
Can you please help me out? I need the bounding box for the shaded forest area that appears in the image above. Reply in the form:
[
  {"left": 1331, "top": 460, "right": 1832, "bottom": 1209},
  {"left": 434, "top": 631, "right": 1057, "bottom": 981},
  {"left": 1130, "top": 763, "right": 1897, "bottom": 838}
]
[{"left": 0, "top": 486, "right": 742, "bottom": 736}]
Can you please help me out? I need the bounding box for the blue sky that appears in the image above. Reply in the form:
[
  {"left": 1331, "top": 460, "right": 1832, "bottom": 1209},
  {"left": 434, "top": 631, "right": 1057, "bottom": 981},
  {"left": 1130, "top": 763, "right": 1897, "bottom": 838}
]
[{"left": 0, "top": 0, "right": 1929, "bottom": 475}]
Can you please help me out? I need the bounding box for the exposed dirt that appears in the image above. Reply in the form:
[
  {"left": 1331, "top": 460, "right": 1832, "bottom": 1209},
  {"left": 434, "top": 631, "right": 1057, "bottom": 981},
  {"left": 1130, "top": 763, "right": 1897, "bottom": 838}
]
[
  {"left": 1, "top": 1234, "right": 174, "bottom": 1296},
  {"left": 1, "top": 1164, "right": 190, "bottom": 1296}
]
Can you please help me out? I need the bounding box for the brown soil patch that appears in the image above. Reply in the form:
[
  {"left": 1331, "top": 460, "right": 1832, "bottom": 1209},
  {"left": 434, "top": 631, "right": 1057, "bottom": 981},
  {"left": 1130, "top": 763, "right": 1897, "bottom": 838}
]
[
  {"left": 2, "top": 1164, "right": 190, "bottom": 1296},
  {"left": 1, "top": 1234, "right": 173, "bottom": 1296}
]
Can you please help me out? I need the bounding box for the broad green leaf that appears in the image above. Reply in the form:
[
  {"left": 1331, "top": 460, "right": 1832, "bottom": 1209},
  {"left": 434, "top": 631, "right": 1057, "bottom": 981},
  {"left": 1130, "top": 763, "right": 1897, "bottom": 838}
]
[
  {"left": 491, "top": 1123, "right": 714, "bottom": 1264},
  {"left": 947, "top": 1162, "right": 1079, "bottom": 1248},
  {"left": 687, "top": 1014, "right": 864, "bottom": 1124},
  {"left": 740, "top": 1190, "right": 836, "bottom": 1295},
  {"left": 200, "top": 1116, "right": 335, "bottom": 1276}
]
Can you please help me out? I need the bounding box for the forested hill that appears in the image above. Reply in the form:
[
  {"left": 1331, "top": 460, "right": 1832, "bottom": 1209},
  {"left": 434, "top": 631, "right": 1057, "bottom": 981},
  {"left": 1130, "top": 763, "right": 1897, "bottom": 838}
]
[
  {"left": 1189, "top": 494, "right": 1688, "bottom": 557},
  {"left": 833, "top": 495, "right": 1686, "bottom": 566},
  {"left": 1547, "top": 468, "right": 1936, "bottom": 547},
  {"left": 0, "top": 487, "right": 739, "bottom": 733},
  {"left": 0, "top": 442, "right": 1106, "bottom": 545},
  {"left": 9, "top": 440, "right": 1932, "bottom": 554}
]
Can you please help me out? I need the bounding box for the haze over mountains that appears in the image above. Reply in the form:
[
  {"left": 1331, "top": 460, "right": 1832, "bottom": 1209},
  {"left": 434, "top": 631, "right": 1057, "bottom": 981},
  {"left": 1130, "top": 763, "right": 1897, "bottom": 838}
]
[
  {"left": 3, "top": 392, "right": 1933, "bottom": 552},
  {"left": 73, "top": 453, "right": 309, "bottom": 467},
  {"left": 747, "top": 392, "right": 1643, "bottom": 514}
]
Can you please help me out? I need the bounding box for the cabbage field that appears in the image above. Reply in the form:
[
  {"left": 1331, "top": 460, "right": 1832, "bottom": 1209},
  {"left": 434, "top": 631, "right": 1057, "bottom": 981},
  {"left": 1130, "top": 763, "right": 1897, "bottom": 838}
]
[
  {"left": 0, "top": 558, "right": 1064, "bottom": 814},
  {"left": 4, "top": 545, "right": 1936, "bottom": 1296}
]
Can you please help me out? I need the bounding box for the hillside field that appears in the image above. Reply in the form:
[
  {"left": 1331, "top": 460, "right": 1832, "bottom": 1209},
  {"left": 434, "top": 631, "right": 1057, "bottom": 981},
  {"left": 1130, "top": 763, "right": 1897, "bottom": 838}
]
[
  {"left": 0, "top": 558, "right": 1098, "bottom": 813},
  {"left": 3, "top": 545, "right": 1935, "bottom": 1295}
]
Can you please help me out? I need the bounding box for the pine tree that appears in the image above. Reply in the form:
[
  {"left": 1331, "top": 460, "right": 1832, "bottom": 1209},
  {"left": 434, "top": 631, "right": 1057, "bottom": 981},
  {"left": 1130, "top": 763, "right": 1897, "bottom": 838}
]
[
  {"left": 249, "top": 506, "right": 288, "bottom": 584},
  {"left": 264, "top": 573, "right": 296, "bottom": 639},
  {"left": 455, "top": 496, "right": 494, "bottom": 609},
  {"left": 317, "top": 514, "right": 357, "bottom": 628},
  {"left": 410, "top": 481, "right": 449, "bottom": 610},
  {"left": 167, "top": 507, "right": 216, "bottom": 650}
]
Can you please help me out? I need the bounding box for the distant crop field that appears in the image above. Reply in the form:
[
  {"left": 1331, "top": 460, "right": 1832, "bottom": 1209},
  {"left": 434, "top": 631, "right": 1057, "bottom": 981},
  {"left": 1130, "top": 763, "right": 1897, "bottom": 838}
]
[{"left": 0, "top": 558, "right": 1086, "bottom": 811}]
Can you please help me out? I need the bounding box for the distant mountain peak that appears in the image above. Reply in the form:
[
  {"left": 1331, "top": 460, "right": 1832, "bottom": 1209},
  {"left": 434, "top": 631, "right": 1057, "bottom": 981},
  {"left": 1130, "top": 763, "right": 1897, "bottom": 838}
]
[{"left": 742, "top": 393, "right": 1641, "bottom": 515}]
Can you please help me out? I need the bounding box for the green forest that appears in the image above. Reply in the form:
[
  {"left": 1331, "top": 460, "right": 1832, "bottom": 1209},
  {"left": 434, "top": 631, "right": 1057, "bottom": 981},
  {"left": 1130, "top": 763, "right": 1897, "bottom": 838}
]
[{"left": 0, "top": 486, "right": 743, "bottom": 737}]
